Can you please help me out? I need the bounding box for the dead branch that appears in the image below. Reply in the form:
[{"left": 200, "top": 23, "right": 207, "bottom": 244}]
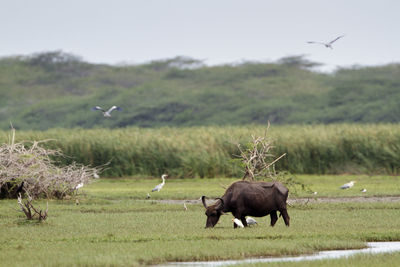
[
  {"left": 237, "top": 123, "right": 285, "bottom": 181},
  {"left": 17, "top": 193, "right": 33, "bottom": 219},
  {"left": 17, "top": 193, "right": 48, "bottom": 221}
]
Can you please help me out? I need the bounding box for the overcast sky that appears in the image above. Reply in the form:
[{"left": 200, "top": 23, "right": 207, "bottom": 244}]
[{"left": 2, "top": 0, "right": 399, "bottom": 71}]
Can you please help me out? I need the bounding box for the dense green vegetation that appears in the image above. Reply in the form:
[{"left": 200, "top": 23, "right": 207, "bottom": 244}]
[
  {"left": 1, "top": 51, "right": 400, "bottom": 130},
  {"left": 2, "top": 124, "right": 400, "bottom": 177},
  {"left": 1, "top": 177, "right": 400, "bottom": 266}
]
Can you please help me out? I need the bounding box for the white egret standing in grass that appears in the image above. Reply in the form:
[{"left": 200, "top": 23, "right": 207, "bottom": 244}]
[
  {"left": 183, "top": 203, "right": 188, "bottom": 211},
  {"left": 146, "top": 193, "right": 151, "bottom": 199},
  {"left": 151, "top": 174, "right": 168, "bottom": 192},
  {"left": 74, "top": 182, "right": 84, "bottom": 203},
  {"left": 340, "top": 181, "right": 355, "bottom": 189},
  {"left": 246, "top": 217, "right": 258, "bottom": 226},
  {"left": 307, "top": 35, "right": 345, "bottom": 49},
  {"left": 232, "top": 218, "right": 244, "bottom": 228},
  {"left": 92, "top": 106, "right": 122, "bottom": 117},
  {"left": 75, "top": 182, "right": 84, "bottom": 190}
]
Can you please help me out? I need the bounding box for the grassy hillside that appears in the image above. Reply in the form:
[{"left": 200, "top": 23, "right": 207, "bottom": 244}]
[{"left": 1, "top": 51, "right": 400, "bottom": 130}]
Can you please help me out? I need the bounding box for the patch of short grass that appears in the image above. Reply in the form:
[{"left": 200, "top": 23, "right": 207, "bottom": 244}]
[
  {"left": 296, "top": 174, "right": 400, "bottom": 197},
  {"left": 83, "top": 177, "right": 230, "bottom": 200},
  {"left": 83, "top": 174, "right": 400, "bottom": 200}
]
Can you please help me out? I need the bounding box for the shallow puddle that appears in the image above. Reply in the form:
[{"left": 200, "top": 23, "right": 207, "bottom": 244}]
[{"left": 161, "top": 242, "right": 400, "bottom": 266}]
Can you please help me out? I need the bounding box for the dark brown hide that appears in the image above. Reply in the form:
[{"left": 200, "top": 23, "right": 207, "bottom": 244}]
[
  {"left": 203, "top": 181, "right": 290, "bottom": 228},
  {"left": 202, "top": 196, "right": 224, "bottom": 228}
]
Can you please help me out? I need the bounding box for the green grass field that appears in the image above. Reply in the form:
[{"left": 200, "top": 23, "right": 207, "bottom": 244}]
[
  {"left": 1, "top": 175, "right": 400, "bottom": 266},
  {"left": 84, "top": 175, "right": 400, "bottom": 200}
]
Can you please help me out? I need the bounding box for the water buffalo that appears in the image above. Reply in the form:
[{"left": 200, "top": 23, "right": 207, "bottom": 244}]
[{"left": 202, "top": 181, "right": 290, "bottom": 228}]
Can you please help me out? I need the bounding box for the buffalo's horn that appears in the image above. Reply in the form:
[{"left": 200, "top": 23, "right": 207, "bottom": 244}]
[
  {"left": 201, "top": 196, "right": 208, "bottom": 208},
  {"left": 215, "top": 197, "right": 224, "bottom": 210}
]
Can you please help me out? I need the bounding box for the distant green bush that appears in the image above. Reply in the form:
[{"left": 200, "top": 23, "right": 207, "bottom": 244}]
[{"left": 1, "top": 124, "right": 400, "bottom": 177}]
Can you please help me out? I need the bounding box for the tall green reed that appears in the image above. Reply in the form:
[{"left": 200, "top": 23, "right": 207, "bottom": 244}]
[{"left": 2, "top": 124, "right": 400, "bottom": 177}]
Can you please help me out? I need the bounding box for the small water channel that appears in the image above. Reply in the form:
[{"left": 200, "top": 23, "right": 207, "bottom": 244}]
[{"left": 161, "top": 242, "right": 400, "bottom": 266}]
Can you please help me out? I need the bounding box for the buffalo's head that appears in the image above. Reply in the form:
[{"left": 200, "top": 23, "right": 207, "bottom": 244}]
[{"left": 201, "top": 196, "right": 224, "bottom": 228}]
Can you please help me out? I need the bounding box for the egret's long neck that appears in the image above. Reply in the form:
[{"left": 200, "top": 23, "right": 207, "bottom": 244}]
[{"left": 161, "top": 177, "right": 165, "bottom": 184}]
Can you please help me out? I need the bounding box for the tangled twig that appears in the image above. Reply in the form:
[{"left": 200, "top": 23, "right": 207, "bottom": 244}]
[
  {"left": 17, "top": 193, "right": 48, "bottom": 221},
  {"left": 237, "top": 122, "right": 285, "bottom": 181}
]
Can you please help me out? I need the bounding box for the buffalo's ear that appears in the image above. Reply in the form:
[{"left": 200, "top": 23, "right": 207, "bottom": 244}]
[
  {"left": 201, "top": 196, "right": 208, "bottom": 209},
  {"left": 214, "top": 197, "right": 224, "bottom": 211}
]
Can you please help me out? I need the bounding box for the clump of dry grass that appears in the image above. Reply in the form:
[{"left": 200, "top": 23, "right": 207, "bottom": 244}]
[{"left": 0, "top": 126, "right": 99, "bottom": 199}]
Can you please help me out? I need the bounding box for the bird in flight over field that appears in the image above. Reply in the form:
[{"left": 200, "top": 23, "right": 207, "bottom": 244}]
[
  {"left": 307, "top": 35, "right": 345, "bottom": 49},
  {"left": 92, "top": 106, "right": 122, "bottom": 117}
]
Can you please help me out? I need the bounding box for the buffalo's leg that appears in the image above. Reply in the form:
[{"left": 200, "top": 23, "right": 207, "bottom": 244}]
[
  {"left": 270, "top": 211, "right": 278, "bottom": 226},
  {"left": 280, "top": 209, "right": 290, "bottom": 226},
  {"left": 241, "top": 215, "right": 248, "bottom": 227}
]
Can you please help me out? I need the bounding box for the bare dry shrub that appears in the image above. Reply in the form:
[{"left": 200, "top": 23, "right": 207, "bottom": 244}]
[
  {"left": 237, "top": 123, "right": 285, "bottom": 181},
  {"left": 0, "top": 126, "right": 100, "bottom": 199},
  {"left": 17, "top": 193, "right": 48, "bottom": 221},
  {"left": 236, "top": 123, "right": 311, "bottom": 195}
]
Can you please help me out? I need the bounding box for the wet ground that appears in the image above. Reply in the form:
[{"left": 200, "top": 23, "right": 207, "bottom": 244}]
[{"left": 160, "top": 242, "right": 400, "bottom": 266}]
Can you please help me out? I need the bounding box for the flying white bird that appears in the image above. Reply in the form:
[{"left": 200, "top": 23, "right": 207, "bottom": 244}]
[
  {"left": 151, "top": 174, "right": 168, "bottom": 192},
  {"left": 307, "top": 35, "right": 345, "bottom": 49},
  {"left": 232, "top": 218, "right": 244, "bottom": 228},
  {"left": 361, "top": 188, "right": 367, "bottom": 193},
  {"left": 340, "top": 181, "right": 355, "bottom": 189},
  {"left": 92, "top": 106, "right": 122, "bottom": 117},
  {"left": 246, "top": 217, "right": 258, "bottom": 226}
]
